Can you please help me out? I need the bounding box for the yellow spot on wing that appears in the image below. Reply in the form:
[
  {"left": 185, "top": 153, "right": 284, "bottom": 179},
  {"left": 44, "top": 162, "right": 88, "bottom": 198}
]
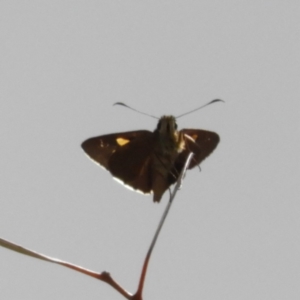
[
  {"left": 188, "top": 134, "right": 198, "bottom": 141},
  {"left": 116, "top": 138, "right": 130, "bottom": 146}
]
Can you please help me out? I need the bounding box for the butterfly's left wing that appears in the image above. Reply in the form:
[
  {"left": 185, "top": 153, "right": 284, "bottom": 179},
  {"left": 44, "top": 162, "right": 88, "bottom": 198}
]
[
  {"left": 81, "top": 130, "right": 155, "bottom": 194},
  {"left": 169, "top": 129, "right": 220, "bottom": 183}
]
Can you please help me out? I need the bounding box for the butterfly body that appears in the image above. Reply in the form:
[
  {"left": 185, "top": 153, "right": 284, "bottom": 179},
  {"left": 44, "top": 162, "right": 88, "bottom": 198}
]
[{"left": 81, "top": 116, "right": 219, "bottom": 202}]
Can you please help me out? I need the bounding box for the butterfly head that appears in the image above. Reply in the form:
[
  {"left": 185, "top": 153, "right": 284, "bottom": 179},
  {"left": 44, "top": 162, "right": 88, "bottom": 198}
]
[{"left": 156, "top": 115, "right": 178, "bottom": 135}]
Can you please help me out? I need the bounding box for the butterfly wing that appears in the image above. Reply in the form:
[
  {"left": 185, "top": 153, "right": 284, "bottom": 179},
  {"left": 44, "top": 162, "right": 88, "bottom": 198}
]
[
  {"left": 182, "top": 129, "right": 220, "bottom": 168},
  {"left": 81, "top": 130, "right": 155, "bottom": 194},
  {"left": 168, "top": 129, "right": 220, "bottom": 184}
]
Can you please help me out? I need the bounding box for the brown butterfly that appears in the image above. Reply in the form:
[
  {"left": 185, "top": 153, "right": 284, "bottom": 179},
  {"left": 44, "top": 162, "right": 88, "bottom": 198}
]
[{"left": 81, "top": 101, "right": 221, "bottom": 202}]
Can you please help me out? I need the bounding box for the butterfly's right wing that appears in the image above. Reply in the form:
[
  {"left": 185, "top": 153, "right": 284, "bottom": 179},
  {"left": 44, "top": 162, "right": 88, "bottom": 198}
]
[
  {"left": 167, "top": 129, "right": 220, "bottom": 184},
  {"left": 181, "top": 129, "right": 220, "bottom": 169}
]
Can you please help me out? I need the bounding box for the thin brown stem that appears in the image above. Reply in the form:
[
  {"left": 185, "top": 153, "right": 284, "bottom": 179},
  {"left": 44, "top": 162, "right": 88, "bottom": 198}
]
[
  {"left": 134, "top": 153, "right": 194, "bottom": 299},
  {"left": 0, "top": 154, "right": 194, "bottom": 300},
  {"left": 0, "top": 238, "right": 133, "bottom": 299}
]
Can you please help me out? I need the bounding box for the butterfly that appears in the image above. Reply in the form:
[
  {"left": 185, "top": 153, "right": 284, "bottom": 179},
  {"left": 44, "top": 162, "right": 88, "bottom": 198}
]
[{"left": 81, "top": 103, "right": 220, "bottom": 202}]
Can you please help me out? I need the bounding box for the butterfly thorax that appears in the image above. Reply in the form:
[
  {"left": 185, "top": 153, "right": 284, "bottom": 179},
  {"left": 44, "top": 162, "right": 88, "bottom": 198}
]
[
  {"left": 152, "top": 116, "right": 185, "bottom": 174},
  {"left": 148, "top": 116, "right": 185, "bottom": 201},
  {"left": 154, "top": 115, "right": 184, "bottom": 152}
]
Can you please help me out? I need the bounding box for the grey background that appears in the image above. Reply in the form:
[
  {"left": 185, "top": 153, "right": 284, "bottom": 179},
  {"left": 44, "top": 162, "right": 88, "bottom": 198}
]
[{"left": 1, "top": 1, "right": 299, "bottom": 299}]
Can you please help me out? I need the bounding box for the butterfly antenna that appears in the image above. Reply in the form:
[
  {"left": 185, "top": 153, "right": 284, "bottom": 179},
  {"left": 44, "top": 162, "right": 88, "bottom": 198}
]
[
  {"left": 176, "top": 99, "right": 224, "bottom": 118},
  {"left": 113, "top": 102, "right": 158, "bottom": 119}
]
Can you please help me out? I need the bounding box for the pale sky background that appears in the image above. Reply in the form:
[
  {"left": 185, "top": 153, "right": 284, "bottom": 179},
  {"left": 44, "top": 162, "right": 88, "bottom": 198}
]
[{"left": 1, "top": 1, "right": 299, "bottom": 299}]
